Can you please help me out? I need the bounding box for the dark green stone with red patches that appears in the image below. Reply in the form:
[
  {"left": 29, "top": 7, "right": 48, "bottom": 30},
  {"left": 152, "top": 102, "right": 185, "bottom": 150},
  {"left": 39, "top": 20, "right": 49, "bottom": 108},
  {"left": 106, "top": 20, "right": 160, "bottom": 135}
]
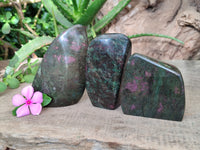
[
  {"left": 119, "top": 53, "right": 185, "bottom": 121},
  {"left": 32, "top": 25, "right": 88, "bottom": 107},
  {"left": 86, "top": 33, "right": 131, "bottom": 110}
]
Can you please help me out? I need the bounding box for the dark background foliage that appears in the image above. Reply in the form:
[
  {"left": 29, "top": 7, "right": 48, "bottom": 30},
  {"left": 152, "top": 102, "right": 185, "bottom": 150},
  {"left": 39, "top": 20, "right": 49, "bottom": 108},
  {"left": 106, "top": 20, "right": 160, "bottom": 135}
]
[{"left": 0, "top": 1, "right": 55, "bottom": 60}]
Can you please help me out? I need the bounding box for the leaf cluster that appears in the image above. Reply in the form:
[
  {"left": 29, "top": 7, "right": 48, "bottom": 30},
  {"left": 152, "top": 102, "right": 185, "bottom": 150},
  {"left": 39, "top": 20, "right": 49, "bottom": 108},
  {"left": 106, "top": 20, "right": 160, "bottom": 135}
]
[
  {"left": 0, "top": 59, "right": 40, "bottom": 92},
  {"left": 42, "top": 0, "right": 131, "bottom": 37},
  {"left": 0, "top": 2, "right": 56, "bottom": 60},
  {"left": 2, "top": 0, "right": 131, "bottom": 79}
]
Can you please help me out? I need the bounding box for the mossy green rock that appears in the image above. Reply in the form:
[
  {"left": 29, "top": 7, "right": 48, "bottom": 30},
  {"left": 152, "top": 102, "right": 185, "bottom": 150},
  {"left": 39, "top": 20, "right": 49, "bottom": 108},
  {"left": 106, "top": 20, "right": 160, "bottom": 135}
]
[
  {"left": 120, "top": 53, "right": 185, "bottom": 121},
  {"left": 32, "top": 25, "right": 88, "bottom": 107}
]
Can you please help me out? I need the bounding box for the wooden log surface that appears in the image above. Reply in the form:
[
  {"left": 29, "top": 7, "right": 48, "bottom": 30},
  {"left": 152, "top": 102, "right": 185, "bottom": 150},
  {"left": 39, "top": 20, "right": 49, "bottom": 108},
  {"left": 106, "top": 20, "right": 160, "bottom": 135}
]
[
  {"left": 100, "top": 0, "right": 200, "bottom": 59},
  {"left": 0, "top": 60, "right": 200, "bottom": 150}
]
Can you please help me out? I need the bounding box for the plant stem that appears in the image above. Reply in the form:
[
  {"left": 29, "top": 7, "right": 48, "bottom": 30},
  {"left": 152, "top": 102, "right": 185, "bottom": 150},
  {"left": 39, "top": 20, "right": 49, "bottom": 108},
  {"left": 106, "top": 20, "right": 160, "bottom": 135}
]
[
  {"left": 128, "top": 33, "right": 184, "bottom": 44},
  {"left": 0, "top": 39, "right": 18, "bottom": 60},
  {"left": 34, "top": 3, "right": 43, "bottom": 26},
  {"left": 52, "top": 7, "right": 59, "bottom": 37},
  {"left": 94, "top": 0, "right": 131, "bottom": 33},
  {"left": 91, "top": 25, "right": 96, "bottom": 38},
  {"left": 0, "top": 39, "right": 18, "bottom": 52},
  {"left": 11, "top": 0, "right": 38, "bottom": 37}
]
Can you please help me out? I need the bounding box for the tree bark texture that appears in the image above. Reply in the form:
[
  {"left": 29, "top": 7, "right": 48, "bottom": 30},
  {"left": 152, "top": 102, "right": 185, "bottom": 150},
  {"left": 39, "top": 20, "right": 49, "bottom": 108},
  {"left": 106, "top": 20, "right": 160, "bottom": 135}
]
[{"left": 99, "top": 0, "right": 200, "bottom": 60}]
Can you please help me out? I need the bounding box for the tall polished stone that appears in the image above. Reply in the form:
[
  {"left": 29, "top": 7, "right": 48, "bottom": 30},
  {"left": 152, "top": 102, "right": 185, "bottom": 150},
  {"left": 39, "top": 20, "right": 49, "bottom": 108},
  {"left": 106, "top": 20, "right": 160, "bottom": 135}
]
[
  {"left": 86, "top": 34, "right": 131, "bottom": 110},
  {"left": 32, "top": 25, "right": 88, "bottom": 106},
  {"left": 119, "top": 53, "right": 185, "bottom": 121}
]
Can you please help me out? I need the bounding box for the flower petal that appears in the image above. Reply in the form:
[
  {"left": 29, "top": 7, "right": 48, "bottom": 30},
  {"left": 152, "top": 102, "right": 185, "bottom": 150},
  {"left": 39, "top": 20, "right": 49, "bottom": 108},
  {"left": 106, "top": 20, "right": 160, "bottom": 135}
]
[
  {"left": 31, "top": 91, "right": 43, "bottom": 104},
  {"left": 21, "top": 85, "right": 34, "bottom": 100},
  {"left": 12, "top": 94, "right": 26, "bottom": 106},
  {"left": 29, "top": 103, "right": 42, "bottom": 115},
  {"left": 16, "top": 104, "right": 30, "bottom": 117}
]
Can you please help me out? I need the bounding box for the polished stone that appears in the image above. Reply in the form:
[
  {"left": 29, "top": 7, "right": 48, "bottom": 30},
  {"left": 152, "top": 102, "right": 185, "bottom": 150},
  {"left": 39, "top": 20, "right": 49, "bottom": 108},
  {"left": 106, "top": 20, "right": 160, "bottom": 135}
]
[
  {"left": 32, "top": 25, "right": 88, "bottom": 106},
  {"left": 86, "top": 33, "right": 131, "bottom": 110},
  {"left": 119, "top": 53, "right": 185, "bottom": 121}
]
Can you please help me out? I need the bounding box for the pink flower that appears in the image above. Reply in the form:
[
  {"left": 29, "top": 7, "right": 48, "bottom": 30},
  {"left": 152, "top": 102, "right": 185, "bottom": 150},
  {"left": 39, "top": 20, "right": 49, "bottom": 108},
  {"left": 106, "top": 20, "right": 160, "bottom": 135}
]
[{"left": 12, "top": 85, "right": 43, "bottom": 117}]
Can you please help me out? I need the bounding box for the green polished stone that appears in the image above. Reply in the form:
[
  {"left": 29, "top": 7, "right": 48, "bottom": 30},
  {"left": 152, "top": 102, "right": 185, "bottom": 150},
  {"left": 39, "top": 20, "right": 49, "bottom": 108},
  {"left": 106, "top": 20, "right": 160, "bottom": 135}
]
[
  {"left": 119, "top": 53, "right": 185, "bottom": 121},
  {"left": 32, "top": 25, "right": 88, "bottom": 107},
  {"left": 86, "top": 33, "right": 131, "bottom": 110}
]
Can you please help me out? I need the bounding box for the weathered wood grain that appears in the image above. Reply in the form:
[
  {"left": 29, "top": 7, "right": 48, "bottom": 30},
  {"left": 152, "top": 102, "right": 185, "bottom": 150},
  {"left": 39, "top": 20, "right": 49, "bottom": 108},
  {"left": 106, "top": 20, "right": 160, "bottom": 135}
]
[
  {"left": 100, "top": 0, "right": 200, "bottom": 59},
  {"left": 0, "top": 60, "right": 200, "bottom": 150}
]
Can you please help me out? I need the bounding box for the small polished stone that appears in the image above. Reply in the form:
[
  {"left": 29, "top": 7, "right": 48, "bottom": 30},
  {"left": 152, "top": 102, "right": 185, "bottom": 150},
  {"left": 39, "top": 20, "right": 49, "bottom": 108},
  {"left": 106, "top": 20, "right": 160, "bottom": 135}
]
[
  {"left": 32, "top": 25, "right": 88, "bottom": 107},
  {"left": 86, "top": 33, "right": 131, "bottom": 110},
  {"left": 119, "top": 53, "right": 185, "bottom": 121}
]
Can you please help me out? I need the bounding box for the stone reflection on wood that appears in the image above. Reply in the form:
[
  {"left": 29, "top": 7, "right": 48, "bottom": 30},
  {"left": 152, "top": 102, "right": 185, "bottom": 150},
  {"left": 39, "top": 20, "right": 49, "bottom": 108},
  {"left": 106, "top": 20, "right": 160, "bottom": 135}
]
[
  {"left": 119, "top": 53, "right": 185, "bottom": 121},
  {"left": 32, "top": 25, "right": 88, "bottom": 107},
  {"left": 86, "top": 34, "right": 131, "bottom": 110}
]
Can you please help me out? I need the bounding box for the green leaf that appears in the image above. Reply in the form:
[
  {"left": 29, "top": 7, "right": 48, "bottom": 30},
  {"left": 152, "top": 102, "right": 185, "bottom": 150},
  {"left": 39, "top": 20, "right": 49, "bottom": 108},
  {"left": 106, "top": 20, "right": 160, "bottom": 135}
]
[
  {"left": 25, "top": 68, "right": 32, "bottom": 75},
  {"left": 74, "top": 0, "right": 107, "bottom": 25},
  {"left": 57, "top": 25, "right": 66, "bottom": 34},
  {"left": 12, "top": 104, "right": 23, "bottom": 116},
  {"left": 52, "top": 0, "right": 75, "bottom": 20},
  {"left": 42, "top": 22, "right": 49, "bottom": 29},
  {"left": 5, "top": 36, "right": 54, "bottom": 77},
  {"left": 7, "top": 77, "right": 20, "bottom": 89},
  {"left": 30, "top": 59, "right": 39, "bottom": 67},
  {"left": 52, "top": 7, "right": 59, "bottom": 37},
  {"left": 6, "top": 75, "right": 12, "bottom": 79},
  {"left": 10, "top": 16, "right": 19, "bottom": 24},
  {"left": 31, "top": 66, "right": 39, "bottom": 75},
  {"left": 80, "top": 0, "right": 90, "bottom": 13},
  {"left": 12, "top": 70, "right": 22, "bottom": 78},
  {"left": 42, "top": 0, "right": 73, "bottom": 28},
  {"left": 6, "top": 12, "right": 12, "bottom": 20},
  {"left": 11, "top": 28, "right": 36, "bottom": 39},
  {"left": 128, "top": 33, "right": 184, "bottom": 44},
  {"left": 27, "top": 58, "right": 31, "bottom": 65},
  {"left": 23, "top": 17, "right": 31, "bottom": 24},
  {"left": 19, "top": 74, "right": 25, "bottom": 83},
  {"left": 66, "top": 0, "right": 73, "bottom": 5},
  {"left": 24, "top": 74, "right": 35, "bottom": 83},
  {"left": 72, "top": 0, "right": 78, "bottom": 12},
  {"left": 42, "top": 93, "right": 52, "bottom": 107},
  {"left": 0, "top": 82, "right": 7, "bottom": 93},
  {"left": 94, "top": 0, "right": 131, "bottom": 33},
  {"left": 2, "top": 22, "right": 11, "bottom": 34},
  {"left": 0, "top": 15, "right": 5, "bottom": 22}
]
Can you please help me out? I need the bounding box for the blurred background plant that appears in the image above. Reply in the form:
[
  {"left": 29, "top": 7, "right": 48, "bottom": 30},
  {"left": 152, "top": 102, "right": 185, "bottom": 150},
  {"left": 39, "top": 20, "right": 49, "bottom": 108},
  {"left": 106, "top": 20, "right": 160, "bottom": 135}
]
[
  {"left": 0, "top": 0, "right": 132, "bottom": 92},
  {"left": 0, "top": 0, "right": 183, "bottom": 92},
  {"left": 0, "top": 0, "right": 55, "bottom": 61}
]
